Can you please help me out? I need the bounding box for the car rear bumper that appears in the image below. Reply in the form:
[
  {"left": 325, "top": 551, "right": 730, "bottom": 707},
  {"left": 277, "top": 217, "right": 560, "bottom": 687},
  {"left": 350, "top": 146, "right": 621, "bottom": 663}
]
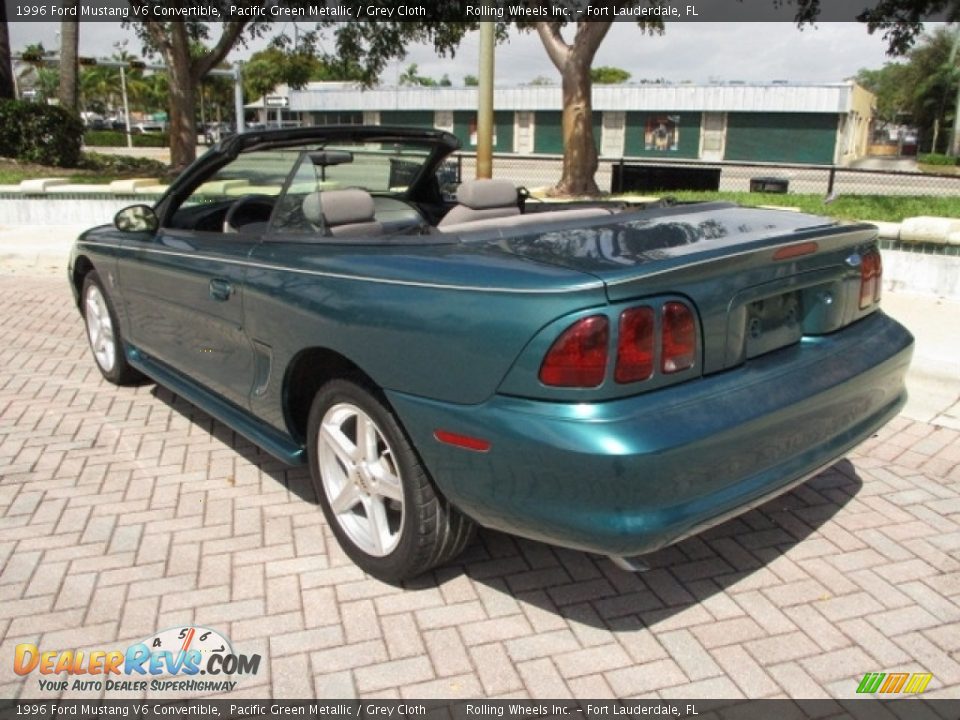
[{"left": 387, "top": 311, "right": 913, "bottom": 557}]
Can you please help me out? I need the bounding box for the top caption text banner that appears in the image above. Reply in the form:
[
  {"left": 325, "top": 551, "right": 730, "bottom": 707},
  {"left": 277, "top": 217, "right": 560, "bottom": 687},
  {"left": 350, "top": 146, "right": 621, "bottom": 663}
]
[{"left": 5, "top": 0, "right": 953, "bottom": 23}]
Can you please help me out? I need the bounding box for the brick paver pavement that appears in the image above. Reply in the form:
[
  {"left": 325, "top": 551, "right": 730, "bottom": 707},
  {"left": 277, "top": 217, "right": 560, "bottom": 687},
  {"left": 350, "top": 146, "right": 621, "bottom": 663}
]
[{"left": 1, "top": 274, "right": 959, "bottom": 700}]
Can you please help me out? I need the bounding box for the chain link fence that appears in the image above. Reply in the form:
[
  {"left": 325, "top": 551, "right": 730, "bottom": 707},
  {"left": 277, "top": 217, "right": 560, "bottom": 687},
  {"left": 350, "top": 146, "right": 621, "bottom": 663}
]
[{"left": 453, "top": 153, "right": 960, "bottom": 197}]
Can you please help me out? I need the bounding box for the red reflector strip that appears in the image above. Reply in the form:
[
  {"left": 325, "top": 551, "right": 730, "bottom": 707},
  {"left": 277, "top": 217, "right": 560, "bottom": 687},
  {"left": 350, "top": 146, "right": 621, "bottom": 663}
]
[
  {"left": 773, "top": 241, "right": 819, "bottom": 261},
  {"left": 433, "top": 430, "right": 491, "bottom": 452}
]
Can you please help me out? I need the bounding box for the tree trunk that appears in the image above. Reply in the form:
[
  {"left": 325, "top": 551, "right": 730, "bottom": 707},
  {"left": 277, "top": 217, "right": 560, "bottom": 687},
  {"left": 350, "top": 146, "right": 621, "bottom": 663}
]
[
  {"left": 166, "top": 28, "right": 198, "bottom": 172},
  {"left": 535, "top": 21, "right": 611, "bottom": 197},
  {"left": 556, "top": 57, "right": 599, "bottom": 196},
  {"left": 0, "top": 8, "right": 14, "bottom": 100},
  {"left": 58, "top": 18, "right": 79, "bottom": 110},
  {"left": 140, "top": 20, "right": 248, "bottom": 173}
]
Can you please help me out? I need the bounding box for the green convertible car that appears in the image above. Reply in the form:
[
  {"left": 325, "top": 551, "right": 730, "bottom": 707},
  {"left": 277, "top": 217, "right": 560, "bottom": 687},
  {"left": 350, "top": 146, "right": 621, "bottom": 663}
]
[{"left": 69, "top": 126, "right": 913, "bottom": 582}]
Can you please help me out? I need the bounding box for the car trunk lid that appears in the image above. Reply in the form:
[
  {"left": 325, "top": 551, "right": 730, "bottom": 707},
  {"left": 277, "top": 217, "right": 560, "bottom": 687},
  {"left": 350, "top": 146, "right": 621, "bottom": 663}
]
[{"left": 487, "top": 202, "right": 879, "bottom": 375}]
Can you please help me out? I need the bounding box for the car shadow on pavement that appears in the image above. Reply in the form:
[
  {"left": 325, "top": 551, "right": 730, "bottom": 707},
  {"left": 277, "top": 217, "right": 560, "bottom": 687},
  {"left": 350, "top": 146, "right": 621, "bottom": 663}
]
[
  {"left": 151, "top": 386, "right": 319, "bottom": 502},
  {"left": 417, "top": 459, "right": 864, "bottom": 630},
  {"left": 154, "top": 384, "right": 862, "bottom": 630}
]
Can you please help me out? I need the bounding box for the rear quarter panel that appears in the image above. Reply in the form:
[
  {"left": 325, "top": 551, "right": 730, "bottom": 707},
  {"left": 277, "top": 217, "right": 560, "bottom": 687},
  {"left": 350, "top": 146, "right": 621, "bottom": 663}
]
[{"left": 242, "top": 240, "right": 608, "bottom": 434}]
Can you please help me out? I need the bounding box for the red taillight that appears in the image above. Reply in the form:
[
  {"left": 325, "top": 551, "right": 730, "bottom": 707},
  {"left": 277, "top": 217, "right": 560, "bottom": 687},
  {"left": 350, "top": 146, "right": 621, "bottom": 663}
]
[
  {"left": 859, "top": 250, "right": 882, "bottom": 309},
  {"left": 615, "top": 307, "right": 655, "bottom": 383},
  {"left": 539, "top": 315, "right": 609, "bottom": 387},
  {"left": 661, "top": 302, "right": 696, "bottom": 374},
  {"left": 773, "top": 241, "right": 819, "bottom": 261}
]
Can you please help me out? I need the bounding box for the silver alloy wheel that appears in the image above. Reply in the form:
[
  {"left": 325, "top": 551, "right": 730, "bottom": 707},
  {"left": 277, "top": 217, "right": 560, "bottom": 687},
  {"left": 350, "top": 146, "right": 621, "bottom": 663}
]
[
  {"left": 85, "top": 284, "right": 116, "bottom": 373},
  {"left": 317, "top": 402, "right": 405, "bottom": 557}
]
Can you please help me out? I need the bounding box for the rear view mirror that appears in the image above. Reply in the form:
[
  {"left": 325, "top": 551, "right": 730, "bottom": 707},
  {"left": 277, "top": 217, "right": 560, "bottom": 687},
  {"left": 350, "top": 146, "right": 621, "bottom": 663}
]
[
  {"left": 310, "top": 150, "right": 353, "bottom": 167},
  {"left": 114, "top": 204, "right": 158, "bottom": 233}
]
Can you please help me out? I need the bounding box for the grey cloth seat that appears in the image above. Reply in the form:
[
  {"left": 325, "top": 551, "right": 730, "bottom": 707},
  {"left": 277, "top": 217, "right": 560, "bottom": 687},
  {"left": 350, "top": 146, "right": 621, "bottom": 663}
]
[
  {"left": 302, "top": 189, "right": 383, "bottom": 237},
  {"left": 438, "top": 179, "right": 520, "bottom": 228}
]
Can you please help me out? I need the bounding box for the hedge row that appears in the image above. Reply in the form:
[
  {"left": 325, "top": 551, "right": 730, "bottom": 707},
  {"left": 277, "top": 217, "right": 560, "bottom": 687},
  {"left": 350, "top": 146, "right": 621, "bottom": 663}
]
[
  {"left": 84, "top": 130, "right": 169, "bottom": 148},
  {"left": 0, "top": 100, "right": 83, "bottom": 167},
  {"left": 918, "top": 153, "right": 959, "bottom": 166}
]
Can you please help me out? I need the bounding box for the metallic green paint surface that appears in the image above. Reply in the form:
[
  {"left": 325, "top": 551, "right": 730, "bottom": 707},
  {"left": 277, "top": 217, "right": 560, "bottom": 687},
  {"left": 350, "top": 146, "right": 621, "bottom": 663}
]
[
  {"left": 68, "top": 127, "right": 914, "bottom": 561},
  {"left": 387, "top": 311, "right": 912, "bottom": 556}
]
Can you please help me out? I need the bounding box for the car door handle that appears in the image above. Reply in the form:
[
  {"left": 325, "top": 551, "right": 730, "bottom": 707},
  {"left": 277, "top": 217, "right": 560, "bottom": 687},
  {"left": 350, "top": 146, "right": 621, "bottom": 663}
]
[{"left": 209, "top": 278, "right": 233, "bottom": 301}]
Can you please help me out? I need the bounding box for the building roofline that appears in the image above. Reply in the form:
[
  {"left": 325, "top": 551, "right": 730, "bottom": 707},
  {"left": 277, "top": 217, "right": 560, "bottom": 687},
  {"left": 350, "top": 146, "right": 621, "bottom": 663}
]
[{"left": 285, "top": 81, "right": 865, "bottom": 114}]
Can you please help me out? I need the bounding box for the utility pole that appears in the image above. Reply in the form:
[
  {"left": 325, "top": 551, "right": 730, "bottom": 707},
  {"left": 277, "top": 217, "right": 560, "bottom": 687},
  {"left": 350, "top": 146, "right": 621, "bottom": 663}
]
[
  {"left": 950, "top": 27, "right": 960, "bottom": 156},
  {"left": 234, "top": 62, "right": 245, "bottom": 133},
  {"left": 119, "top": 64, "right": 132, "bottom": 149},
  {"left": 476, "top": 22, "right": 494, "bottom": 179}
]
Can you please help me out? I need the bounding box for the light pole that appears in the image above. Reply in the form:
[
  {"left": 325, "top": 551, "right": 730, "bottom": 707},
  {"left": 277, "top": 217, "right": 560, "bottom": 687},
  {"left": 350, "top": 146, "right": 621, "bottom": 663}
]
[
  {"left": 119, "top": 64, "right": 132, "bottom": 148},
  {"left": 950, "top": 27, "right": 960, "bottom": 157},
  {"left": 234, "top": 62, "right": 245, "bottom": 133},
  {"left": 476, "top": 22, "right": 495, "bottom": 179}
]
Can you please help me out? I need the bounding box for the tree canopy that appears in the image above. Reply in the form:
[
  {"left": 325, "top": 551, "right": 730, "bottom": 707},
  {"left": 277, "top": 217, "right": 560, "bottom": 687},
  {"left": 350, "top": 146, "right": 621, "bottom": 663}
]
[
  {"left": 590, "top": 66, "right": 631, "bottom": 84},
  {"left": 243, "top": 34, "right": 367, "bottom": 100},
  {"left": 397, "top": 63, "right": 451, "bottom": 87},
  {"left": 24, "top": 1, "right": 949, "bottom": 179},
  {"left": 857, "top": 26, "right": 959, "bottom": 153},
  {"left": 855, "top": 63, "right": 912, "bottom": 128}
]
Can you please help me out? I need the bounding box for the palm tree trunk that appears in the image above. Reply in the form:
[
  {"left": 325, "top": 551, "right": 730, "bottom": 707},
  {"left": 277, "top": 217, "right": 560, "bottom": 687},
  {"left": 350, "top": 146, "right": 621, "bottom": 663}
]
[
  {"left": 59, "top": 17, "right": 79, "bottom": 110},
  {"left": 0, "top": 6, "right": 14, "bottom": 100}
]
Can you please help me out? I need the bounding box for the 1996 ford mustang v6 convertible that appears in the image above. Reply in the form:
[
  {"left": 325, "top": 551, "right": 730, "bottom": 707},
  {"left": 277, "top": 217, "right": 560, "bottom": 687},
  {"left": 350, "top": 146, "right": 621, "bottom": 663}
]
[{"left": 69, "top": 126, "right": 913, "bottom": 581}]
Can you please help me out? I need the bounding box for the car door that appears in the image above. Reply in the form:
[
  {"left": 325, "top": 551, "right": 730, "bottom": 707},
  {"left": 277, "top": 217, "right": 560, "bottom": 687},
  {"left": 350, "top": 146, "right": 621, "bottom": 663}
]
[
  {"left": 115, "top": 148, "right": 301, "bottom": 408},
  {"left": 116, "top": 221, "right": 260, "bottom": 408}
]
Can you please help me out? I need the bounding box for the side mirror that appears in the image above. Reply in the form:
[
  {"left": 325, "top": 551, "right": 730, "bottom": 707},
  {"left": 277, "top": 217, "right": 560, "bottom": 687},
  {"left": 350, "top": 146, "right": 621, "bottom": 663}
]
[{"left": 114, "top": 204, "right": 158, "bottom": 233}]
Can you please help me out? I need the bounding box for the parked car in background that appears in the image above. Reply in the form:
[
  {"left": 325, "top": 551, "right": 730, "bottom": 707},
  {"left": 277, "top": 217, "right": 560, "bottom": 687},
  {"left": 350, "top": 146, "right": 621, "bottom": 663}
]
[
  {"left": 132, "top": 121, "right": 166, "bottom": 134},
  {"left": 68, "top": 126, "right": 913, "bottom": 582}
]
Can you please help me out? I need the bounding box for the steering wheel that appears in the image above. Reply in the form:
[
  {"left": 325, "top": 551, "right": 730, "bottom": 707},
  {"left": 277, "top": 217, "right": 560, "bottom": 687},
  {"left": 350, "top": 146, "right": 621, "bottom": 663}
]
[{"left": 223, "top": 194, "right": 275, "bottom": 234}]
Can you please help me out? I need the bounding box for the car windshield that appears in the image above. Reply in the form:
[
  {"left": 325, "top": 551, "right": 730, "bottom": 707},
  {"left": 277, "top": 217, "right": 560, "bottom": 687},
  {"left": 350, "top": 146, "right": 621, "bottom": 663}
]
[
  {"left": 297, "top": 141, "right": 432, "bottom": 193},
  {"left": 181, "top": 148, "right": 305, "bottom": 206}
]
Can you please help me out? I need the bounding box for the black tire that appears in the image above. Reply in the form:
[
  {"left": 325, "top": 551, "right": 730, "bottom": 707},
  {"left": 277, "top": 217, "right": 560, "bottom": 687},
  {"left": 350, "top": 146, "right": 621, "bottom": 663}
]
[
  {"left": 307, "top": 379, "right": 475, "bottom": 582},
  {"left": 81, "top": 270, "right": 143, "bottom": 386}
]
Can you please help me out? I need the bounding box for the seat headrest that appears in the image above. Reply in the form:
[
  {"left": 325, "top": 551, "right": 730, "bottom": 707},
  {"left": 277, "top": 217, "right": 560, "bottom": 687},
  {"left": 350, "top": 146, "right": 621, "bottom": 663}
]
[
  {"left": 456, "top": 179, "right": 517, "bottom": 210},
  {"left": 302, "top": 189, "right": 376, "bottom": 227}
]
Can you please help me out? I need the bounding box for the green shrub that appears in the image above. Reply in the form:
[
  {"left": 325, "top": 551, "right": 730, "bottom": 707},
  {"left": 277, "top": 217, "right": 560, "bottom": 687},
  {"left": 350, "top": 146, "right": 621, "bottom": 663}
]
[
  {"left": 84, "top": 130, "right": 169, "bottom": 148},
  {"left": 918, "top": 153, "right": 958, "bottom": 166},
  {"left": 0, "top": 100, "right": 83, "bottom": 167},
  {"left": 78, "top": 152, "right": 167, "bottom": 176}
]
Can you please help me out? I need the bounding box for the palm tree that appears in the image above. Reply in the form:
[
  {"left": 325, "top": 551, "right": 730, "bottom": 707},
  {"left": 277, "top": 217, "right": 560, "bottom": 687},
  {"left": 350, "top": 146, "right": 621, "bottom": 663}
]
[
  {"left": 140, "top": 71, "right": 168, "bottom": 115},
  {"left": 58, "top": 18, "right": 79, "bottom": 110},
  {"left": 0, "top": 4, "right": 13, "bottom": 99},
  {"left": 80, "top": 65, "right": 118, "bottom": 114}
]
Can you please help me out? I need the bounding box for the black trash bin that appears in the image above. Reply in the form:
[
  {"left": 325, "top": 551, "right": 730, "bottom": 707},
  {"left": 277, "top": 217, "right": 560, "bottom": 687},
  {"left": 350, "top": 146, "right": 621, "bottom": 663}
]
[{"left": 749, "top": 176, "right": 789, "bottom": 193}]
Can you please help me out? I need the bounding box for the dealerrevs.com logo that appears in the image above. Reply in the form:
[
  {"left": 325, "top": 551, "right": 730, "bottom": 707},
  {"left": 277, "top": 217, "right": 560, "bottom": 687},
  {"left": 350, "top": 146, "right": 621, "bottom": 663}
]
[{"left": 14, "top": 626, "right": 261, "bottom": 693}]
